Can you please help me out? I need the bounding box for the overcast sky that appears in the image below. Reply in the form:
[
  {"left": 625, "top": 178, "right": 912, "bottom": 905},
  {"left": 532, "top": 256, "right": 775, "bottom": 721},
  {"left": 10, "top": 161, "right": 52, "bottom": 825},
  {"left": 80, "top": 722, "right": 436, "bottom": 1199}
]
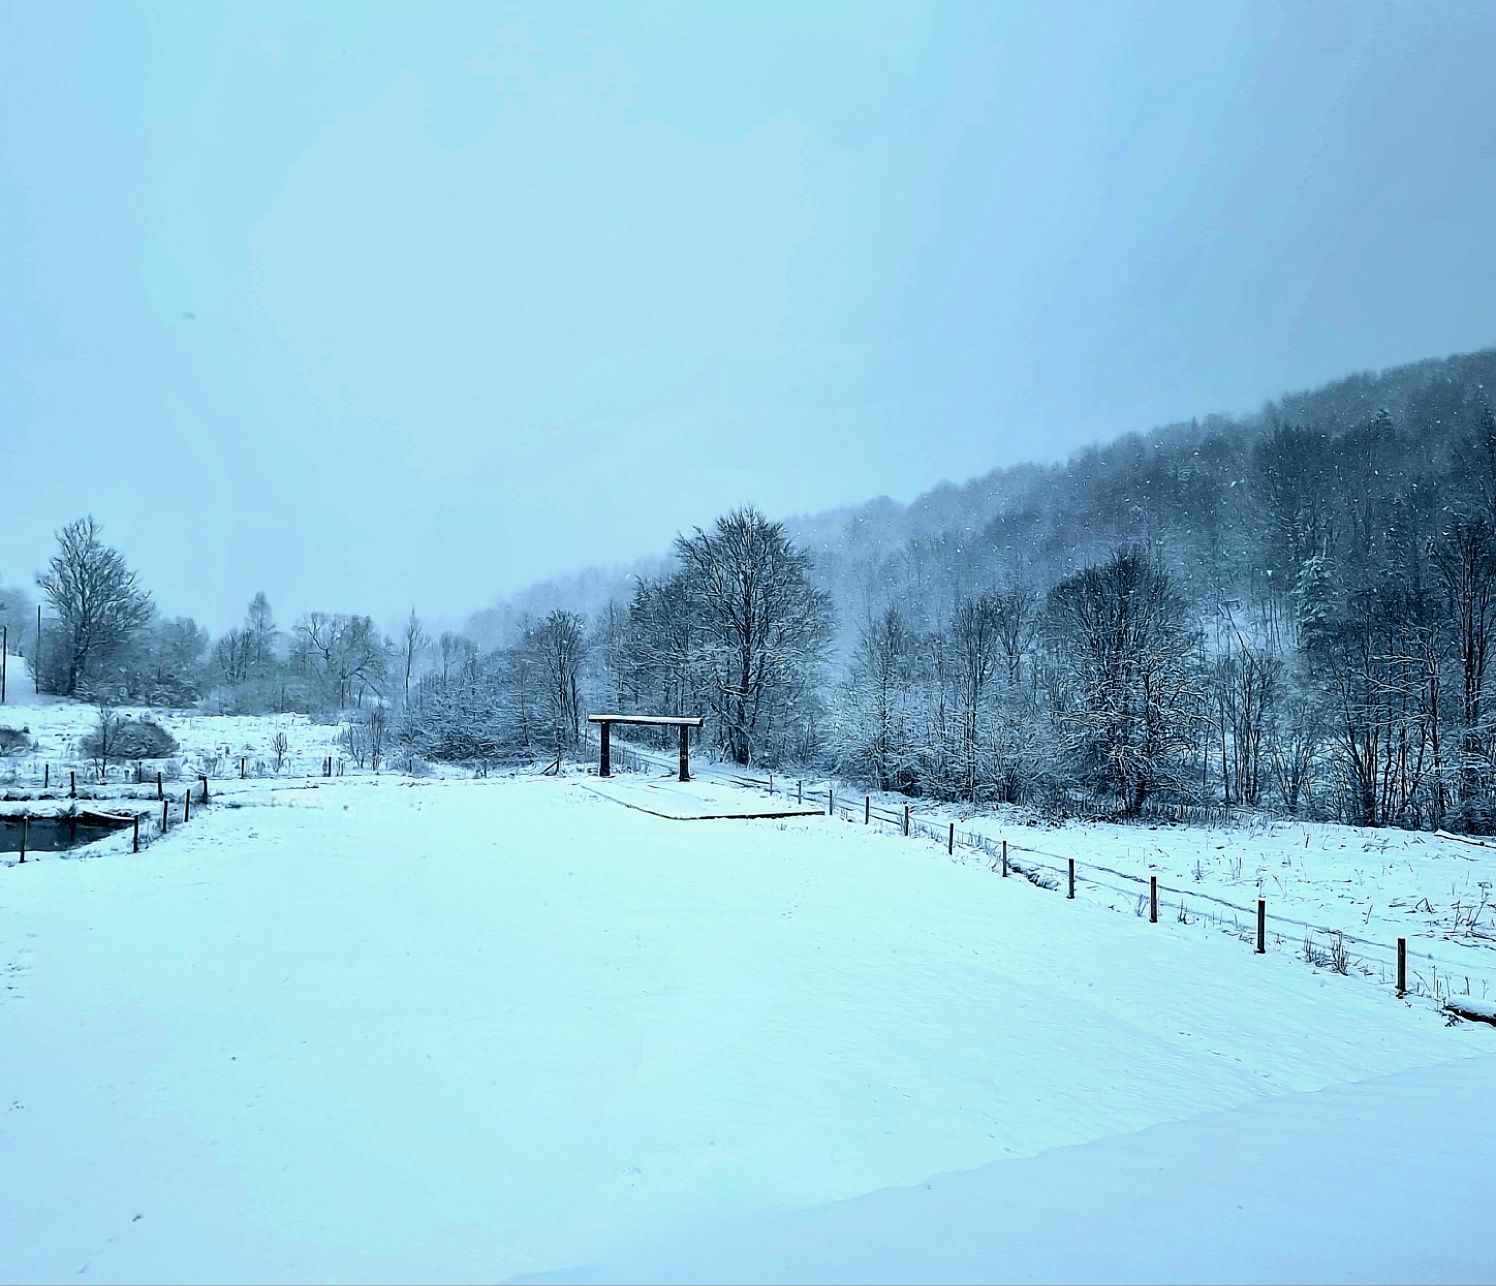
[{"left": 4, "top": 1, "right": 1495, "bottom": 631}]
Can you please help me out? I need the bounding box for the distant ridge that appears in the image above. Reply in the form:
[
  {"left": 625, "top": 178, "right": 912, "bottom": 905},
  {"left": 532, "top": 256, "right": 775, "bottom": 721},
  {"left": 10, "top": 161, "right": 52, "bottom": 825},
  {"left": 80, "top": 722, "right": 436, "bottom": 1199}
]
[{"left": 465, "top": 345, "right": 1496, "bottom": 645}]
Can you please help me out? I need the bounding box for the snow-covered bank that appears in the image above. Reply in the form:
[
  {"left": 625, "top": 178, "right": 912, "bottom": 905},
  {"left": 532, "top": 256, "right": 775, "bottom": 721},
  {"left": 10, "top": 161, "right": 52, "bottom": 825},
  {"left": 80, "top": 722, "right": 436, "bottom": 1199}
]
[
  {"left": 1, "top": 774, "right": 1489, "bottom": 1282},
  {"left": 553, "top": 1053, "right": 1496, "bottom": 1285}
]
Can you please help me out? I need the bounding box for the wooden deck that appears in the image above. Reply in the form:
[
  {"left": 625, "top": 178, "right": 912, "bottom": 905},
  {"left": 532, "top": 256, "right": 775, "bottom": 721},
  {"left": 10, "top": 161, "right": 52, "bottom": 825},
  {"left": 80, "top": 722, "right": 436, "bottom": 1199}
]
[{"left": 577, "top": 775, "right": 824, "bottom": 821}]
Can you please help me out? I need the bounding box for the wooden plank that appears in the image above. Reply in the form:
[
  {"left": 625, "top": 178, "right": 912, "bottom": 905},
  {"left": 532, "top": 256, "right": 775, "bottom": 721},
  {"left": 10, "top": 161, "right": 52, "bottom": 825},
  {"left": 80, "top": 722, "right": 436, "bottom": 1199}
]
[{"left": 580, "top": 714, "right": 703, "bottom": 723}]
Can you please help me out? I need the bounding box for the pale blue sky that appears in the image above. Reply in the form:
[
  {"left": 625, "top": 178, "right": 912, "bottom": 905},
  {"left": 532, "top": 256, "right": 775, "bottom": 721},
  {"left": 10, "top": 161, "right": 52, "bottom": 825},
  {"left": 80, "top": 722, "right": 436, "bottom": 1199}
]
[{"left": 4, "top": 1, "right": 1495, "bottom": 630}]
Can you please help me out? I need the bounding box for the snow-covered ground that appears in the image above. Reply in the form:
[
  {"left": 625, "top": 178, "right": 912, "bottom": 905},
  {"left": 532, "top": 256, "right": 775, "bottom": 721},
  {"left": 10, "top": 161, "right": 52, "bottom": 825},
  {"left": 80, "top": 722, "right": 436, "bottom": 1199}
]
[
  {"left": 653, "top": 748, "right": 1496, "bottom": 1008},
  {"left": 0, "top": 688, "right": 348, "bottom": 785},
  {"left": 2, "top": 763, "right": 1493, "bottom": 1282}
]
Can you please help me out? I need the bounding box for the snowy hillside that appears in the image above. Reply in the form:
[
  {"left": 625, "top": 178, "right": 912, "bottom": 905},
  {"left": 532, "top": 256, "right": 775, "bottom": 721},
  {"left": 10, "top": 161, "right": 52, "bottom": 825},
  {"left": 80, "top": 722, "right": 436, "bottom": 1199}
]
[{"left": 3, "top": 762, "right": 1493, "bottom": 1281}]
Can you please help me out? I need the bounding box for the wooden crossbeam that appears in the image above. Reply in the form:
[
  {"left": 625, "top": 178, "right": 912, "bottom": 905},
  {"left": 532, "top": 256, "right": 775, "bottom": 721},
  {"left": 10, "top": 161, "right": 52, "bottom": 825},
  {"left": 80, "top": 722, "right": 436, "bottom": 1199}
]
[{"left": 588, "top": 713, "right": 704, "bottom": 781}]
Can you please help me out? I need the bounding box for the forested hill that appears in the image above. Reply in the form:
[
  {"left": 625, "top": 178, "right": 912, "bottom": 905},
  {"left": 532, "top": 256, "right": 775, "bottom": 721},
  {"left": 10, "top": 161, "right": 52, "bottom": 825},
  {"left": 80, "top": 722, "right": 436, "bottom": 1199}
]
[{"left": 467, "top": 345, "right": 1496, "bottom": 647}]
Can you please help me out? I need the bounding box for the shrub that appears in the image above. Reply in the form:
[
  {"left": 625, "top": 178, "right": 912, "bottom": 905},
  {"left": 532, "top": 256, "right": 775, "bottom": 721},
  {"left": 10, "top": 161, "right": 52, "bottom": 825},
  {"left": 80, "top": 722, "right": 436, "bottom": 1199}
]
[
  {"left": 82, "top": 715, "right": 178, "bottom": 761},
  {"left": 0, "top": 726, "right": 32, "bottom": 757}
]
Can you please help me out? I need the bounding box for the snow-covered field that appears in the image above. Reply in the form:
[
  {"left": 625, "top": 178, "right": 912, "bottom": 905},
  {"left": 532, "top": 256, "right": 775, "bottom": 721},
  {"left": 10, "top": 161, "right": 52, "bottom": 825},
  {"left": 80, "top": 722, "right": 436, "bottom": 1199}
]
[
  {"left": 708, "top": 760, "right": 1496, "bottom": 1008},
  {"left": 3, "top": 744, "right": 1494, "bottom": 1282},
  {"left": 0, "top": 690, "right": 348, "bottom": 785}
]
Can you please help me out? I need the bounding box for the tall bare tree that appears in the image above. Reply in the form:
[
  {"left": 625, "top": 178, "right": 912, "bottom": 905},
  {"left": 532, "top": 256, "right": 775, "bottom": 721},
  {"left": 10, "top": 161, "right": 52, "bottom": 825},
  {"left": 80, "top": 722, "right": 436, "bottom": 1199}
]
[
  {"left": 399, "top": 607, "right": 429, "bottom": 702},
  {"left": 36, "top": 517, "right": 153, "bottom": 696},
  {"left": 524, "top": 609, "right": 588, "bottom": 758},
  {"left": 1432, "top": 517, "right": 1496, "bottom": 800},
  {"left": 1049, "top": 547, "right": 1200, "bottom": 814},
  {"left": 674, "top": 507, "right": 832, "bottom": 766}
]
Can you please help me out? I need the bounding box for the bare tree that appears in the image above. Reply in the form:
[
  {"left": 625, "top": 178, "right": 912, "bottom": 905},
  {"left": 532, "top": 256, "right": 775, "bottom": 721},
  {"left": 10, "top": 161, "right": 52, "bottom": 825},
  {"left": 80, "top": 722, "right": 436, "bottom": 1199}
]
[
  {"left": 951, "top": 595, "right": 1001, "bottom": 800},
  {"left": 338, "top": 706, "right": 387, "bottom": 771},
  {"left": 524, "top": 610, "right": 588, "bottom": 758},
  {"left": 399, "top": 607, "right": 429, "bottom": 702},
  {"left": 90, "top": 704, "right": 119, "bottom": 780},
  {"left": 1432, "top": 517, "right": 1496, "bottom": 801},
  {"left": 674, "top": 507, "right": 832, "bottom": 766},
  {"left": 843, "top": 605, "right": 918, "bottom": 791},
  {"left": 36, "top": 517, "right": 153, "bottom": 696},
  {"left": 1048, "top": 547, "right": 1200, "bottom": 814},
  {"left": 294, "top": 613, "right": 388, "bottom": 710},
  {"left": 437, "top": 630, "right": 477, "bottom": 684},
  {"left": 246, "top": 592, "right": 278, "bottom": 674},
  {"left": 991, "top": 583, "right": 1041, "bottom": 684}
]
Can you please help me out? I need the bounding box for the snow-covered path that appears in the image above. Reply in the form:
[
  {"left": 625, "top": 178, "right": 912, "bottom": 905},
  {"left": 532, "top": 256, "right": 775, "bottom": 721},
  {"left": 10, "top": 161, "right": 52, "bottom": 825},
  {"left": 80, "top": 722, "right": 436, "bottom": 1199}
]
[{"left": 1, "top": 775, "right": 1490, "bottom": 1282}]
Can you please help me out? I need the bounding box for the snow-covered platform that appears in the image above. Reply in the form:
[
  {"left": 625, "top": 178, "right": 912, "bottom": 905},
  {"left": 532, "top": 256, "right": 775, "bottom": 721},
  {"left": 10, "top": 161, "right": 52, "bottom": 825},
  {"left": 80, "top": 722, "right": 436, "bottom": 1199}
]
[{"left": 579, "top": 774, "right": 824, "bottom": 820}]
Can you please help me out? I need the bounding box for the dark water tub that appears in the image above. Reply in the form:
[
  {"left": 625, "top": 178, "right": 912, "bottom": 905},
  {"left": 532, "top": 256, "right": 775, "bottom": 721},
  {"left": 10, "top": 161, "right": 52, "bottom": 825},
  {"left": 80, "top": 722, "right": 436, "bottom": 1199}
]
[{"left": 2, "top": 811, "right": 134, "bottom": 855}]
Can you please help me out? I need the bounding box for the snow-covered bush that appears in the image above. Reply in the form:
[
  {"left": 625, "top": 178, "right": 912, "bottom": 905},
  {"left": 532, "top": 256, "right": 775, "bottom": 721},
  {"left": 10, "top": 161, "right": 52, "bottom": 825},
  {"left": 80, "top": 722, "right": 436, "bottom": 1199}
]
[
  {"left": 0, "top": 726, "right": 33, "bottom": 757},
  {"left": 81, "top": 714, "right": 178, "bottom": 761}
]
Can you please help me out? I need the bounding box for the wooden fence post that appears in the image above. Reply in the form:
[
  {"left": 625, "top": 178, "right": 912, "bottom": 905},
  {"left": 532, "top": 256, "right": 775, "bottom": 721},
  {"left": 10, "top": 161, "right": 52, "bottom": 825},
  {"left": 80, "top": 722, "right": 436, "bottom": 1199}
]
[
  {"left": 1150, "top": 876, "right": 1158, "bottom": 923},
  {"left": 864, "top": 795, "right": 870, "bottom": 824},
  {"left": 1001, "top": 839, "right": 1008, "bottom": 877},
  {"left": 19, "top": 817, "right": 27, "bottom": 863},
  {"left": 1397, "top": 937, "right": 1407, "bottom": 997},
  {"left": 161, "top": 800, "right": 168, "bottom": 833},
  {"left": 1256, "top": 899, "right": 1266, "bottom": 953},
  {"left": 240, "top": 757, "right": 246, "bottom": 779},
  {"left": 828, "top": 787, "right": 834, "bottom": 816},
  {"left": 200, "top": 775, "right": 209, "bottom": 804},
  {"left": 156, "top": 771, "right": 163, "bottom": 801},
  {"left": 797, "top": 780, "right": 803, "bottom": 805},
  {"left": 1067, "top": 858, "right": 1076, "bottom": 899},
  {"left": 183, "top": 789, "right": 191, "bottom": 824},
  {"left": 948, "top": 822, "right": 955, "bottom": 854},
  {"left": 902, "top": 804, "right": 910, "bottom": 837},
  {"left": 43, "top": 763, "right": 49, "bottom": 789},
  {"left": 70, "top": 770, "right": 76, "bottom": 799},
  {"left": 133, "top": 815, "right": 140, "bottom": 853}
]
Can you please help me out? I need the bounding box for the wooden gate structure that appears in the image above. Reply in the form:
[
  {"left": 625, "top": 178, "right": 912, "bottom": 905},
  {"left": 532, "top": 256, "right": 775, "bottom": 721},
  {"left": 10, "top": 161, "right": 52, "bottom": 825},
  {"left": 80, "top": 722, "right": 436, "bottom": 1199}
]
[{"left": 587, "top": 713, "right": 705, "bottom": 782}]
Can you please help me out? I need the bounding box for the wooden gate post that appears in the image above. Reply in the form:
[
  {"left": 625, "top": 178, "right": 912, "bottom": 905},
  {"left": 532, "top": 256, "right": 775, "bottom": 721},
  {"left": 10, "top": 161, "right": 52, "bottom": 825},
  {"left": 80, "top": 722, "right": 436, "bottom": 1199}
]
[
  {"left": 599, "top": 722, "right": 612, "bottom": 778},
  {"left": 677, "top": 723, "right": 689, "bottom": 782}
]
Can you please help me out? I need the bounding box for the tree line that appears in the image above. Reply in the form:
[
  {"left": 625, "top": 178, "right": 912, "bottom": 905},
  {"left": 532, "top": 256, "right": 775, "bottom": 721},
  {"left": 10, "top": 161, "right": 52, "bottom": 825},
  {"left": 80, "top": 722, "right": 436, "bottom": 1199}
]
[{"left": 11, "top": 347, "right": 1496, "bottom": 831}]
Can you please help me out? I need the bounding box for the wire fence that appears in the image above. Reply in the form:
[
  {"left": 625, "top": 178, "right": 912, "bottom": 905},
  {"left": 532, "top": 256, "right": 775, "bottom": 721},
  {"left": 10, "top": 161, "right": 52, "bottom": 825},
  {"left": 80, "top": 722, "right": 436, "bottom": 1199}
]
[{"left": 593, "top": 735, "right": 1496, "bottom": 1014}]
